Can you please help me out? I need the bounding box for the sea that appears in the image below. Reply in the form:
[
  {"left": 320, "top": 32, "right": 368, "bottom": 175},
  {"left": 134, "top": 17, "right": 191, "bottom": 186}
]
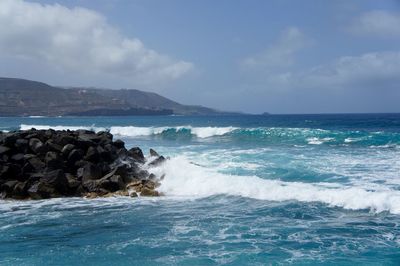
[{"left": 0, "top": 114, "right": 399, "bottom": 265}]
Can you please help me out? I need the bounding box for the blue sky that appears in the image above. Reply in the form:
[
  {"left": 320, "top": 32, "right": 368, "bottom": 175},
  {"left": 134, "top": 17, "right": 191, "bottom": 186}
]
[{"left": 0, "top": 0, "right": 399, "bottom": 113}]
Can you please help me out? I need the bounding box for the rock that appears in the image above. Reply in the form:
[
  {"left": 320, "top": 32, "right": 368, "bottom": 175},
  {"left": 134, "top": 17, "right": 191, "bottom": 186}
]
[
  {"left": 14, "top": 139, "right": 28, "bottom": 152},
  {"left": 45, "top": 140, "right": 63, "bottom": 153},
  {"left": 0, "top": 128, "right": 166, "bottom": 199},
  {"left": 85, "top": 146, "right": 100, "bottom": 162},
  {"left": 28, "top": 181, "right": 57, "bottom": 199},
  {"left": 67, "top": 149, "right": 84, "bottom": 164},
  {"left": 28, "top": 156, "right": 45, "bottom": 171},
  {"left": 113, "top": 139, "right": 125, "bottom": 149},
  {"left": 11, "top": 153, "right": 25, "bottom": 163},
  {"left": 128, "top": 147, "right": 145, "bottom": 163},
  {"left": 45, "top": 151, "right": 63, "bottom": 169},
  {"left": 41, "top": 169, "right": 68, "bottom": 193},
  {"left": 0, "top": 145, "right": 10, "bottom": 155},
  {"left": 81, "top": 162, "right": 102, "bottom": 182},
  {"left": 148, "top": 156, "right": 166, "bottom": 167},
  {"left": 140, "top": 187, "right": 159, "bottom": 197},
  {"left": 1, "top": 180, "right": 18, "bottom": 193},
  {"left": 61, "top": 144, "right": 75, "bottom": 157},
  {"left": 12, "top": 182, "right": 29, "bottom": 199},
  {"left": 149, "top": 148, "right": 160, "bottom": 157},
  {"left": 65, "top": 174, "right": 80, "bottom": 190},
  {"left": 99, "top": 175, "right": 125, "bottom": 192},
  {"left": 130, "top": 192, "right": 138, "bottom": 197},
  {"left": 29, "top": 138, "right": 47, "bottom": 154}
]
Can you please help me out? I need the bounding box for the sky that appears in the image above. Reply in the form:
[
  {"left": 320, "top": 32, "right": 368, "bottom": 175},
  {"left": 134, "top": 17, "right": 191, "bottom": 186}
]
[{"left": 0, "top": 0, "right": 400, "bottom": 114}]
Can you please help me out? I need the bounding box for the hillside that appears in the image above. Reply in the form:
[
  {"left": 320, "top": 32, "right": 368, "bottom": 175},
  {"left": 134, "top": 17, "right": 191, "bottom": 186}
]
[{"left": 0, "top": 77, "right": 229, "bottom": 116}]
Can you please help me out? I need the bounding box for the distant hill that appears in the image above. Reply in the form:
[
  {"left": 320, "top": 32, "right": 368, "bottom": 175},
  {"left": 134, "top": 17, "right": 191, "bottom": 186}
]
[{"left": 0, "top": 77, "right": 233, "bottom": 116}]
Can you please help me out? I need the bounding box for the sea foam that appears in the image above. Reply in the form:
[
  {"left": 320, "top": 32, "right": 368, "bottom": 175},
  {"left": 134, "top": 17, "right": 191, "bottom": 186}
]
[{"left": 152, "top": 156, "right": 400, "bottom": 214}]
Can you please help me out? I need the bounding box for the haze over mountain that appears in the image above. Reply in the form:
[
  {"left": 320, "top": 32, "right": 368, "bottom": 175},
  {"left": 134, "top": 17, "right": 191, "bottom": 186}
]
[{"left": 0, "top": 77, "right": 230, "bottom": 116}]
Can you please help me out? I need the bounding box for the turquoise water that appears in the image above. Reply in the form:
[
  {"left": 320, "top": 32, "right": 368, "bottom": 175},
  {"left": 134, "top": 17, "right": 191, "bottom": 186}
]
[{"left": 1, "top": 114, "right": 400, "bottom": 265}]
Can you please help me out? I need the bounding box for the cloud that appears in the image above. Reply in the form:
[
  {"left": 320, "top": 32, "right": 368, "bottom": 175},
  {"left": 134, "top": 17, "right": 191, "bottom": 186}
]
[
  {"left": 242, "top": 27, "right": 309, "bottom": 71},
  {"left": 0, "top": 0, "right": 193, "bottom": 86},
  {"left": 350, "top": 10, "right": 400, "bottom": 37},
  {"left": 301, "top": 51, "right": 400, "bottom": 89}
]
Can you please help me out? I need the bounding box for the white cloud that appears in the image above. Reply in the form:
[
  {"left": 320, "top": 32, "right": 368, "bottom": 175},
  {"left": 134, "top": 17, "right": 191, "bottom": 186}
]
[
  {"left": 242, "top": 27, "right": 309, "bottom": 71},
  {"left": 0, "top": 0, "right": 193, "bottom": 86},
  {"left": 350, "top": 10, "right": 400, "bottom": 37},
  {"left": 301, "top": 51, "right": 400, "bottom": 89}
]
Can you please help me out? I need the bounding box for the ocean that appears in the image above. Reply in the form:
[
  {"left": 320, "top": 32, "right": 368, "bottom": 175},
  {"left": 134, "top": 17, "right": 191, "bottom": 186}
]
[{"left": 0, "top": 114, "right": 399, "bottom": 265}]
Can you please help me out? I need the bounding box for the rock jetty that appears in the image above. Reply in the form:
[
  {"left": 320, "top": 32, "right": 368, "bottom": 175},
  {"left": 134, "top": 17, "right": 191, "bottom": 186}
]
[{"left": 0, "top": 129, "right": 166, "bottom": 199}]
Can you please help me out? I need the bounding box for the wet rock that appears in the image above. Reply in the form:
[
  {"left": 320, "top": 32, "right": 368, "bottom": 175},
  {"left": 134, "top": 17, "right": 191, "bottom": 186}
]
[
  {"left": 0, "top": 128, "right": 167, "bottom": 199},
  {"left": 81, "top": 162, "right": 102, "bottom": 182},
  {"left": 128, "top": 147, "right": 145, "bottom": 163},
  {"left": 140, "top": 187, "right": 160, "bottom": 197},
  {"left": 113, "top": 139, "right": 125, "bottom": 149},
  {"left": 148, "top": 156, "right": 166, "bottom": 167},
  {"left": 149, "top": 148, "right": 160, "bottom": 157}
]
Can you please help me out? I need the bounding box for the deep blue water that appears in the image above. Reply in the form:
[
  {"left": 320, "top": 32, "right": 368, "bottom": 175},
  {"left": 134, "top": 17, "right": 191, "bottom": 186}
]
[{"left": 1, "top": 114, "right": 400, "bottom": 265}]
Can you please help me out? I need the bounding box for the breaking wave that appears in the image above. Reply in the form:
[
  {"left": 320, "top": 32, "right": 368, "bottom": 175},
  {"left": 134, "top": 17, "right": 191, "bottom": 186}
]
[
  {"left": 152, "top": 156, "right": 400, "bottom": 214},
  {"left": 19, "top": 124, "right": 400, "bottom": 146}
]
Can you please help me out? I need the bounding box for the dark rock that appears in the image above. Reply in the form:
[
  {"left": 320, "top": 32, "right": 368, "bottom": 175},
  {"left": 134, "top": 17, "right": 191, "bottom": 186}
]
[
  {"left": 149, "top": 148, "right": 160, "bottom": 157},
  {"left": 13, "top": 182, "right": 29, "bottom": 199},
  {"left": 45, "top": 151, "right": 63, "bottom": 169},
  {"left": 15, "top": 138, "right": 28, "bottom": 152},
  {"left": 65, "top": 174, "right": 80, "bottom": 190},
  {"left": 28, "top": 181, "right": 56, "bottom": 199},
  {"left": 61, "top": 144, "right": 75, "bottom": 157},
  {"left": 99, "top": 175, "right": 124, "bottom": 192},
  {"left": 0, "top": 145, "right": 10, "bottom": 155},
  {"left": 128, "top": 147, "right": 145, "bottom": 163},
  {"left": 41, "top": 169, "right": 68, "bottom": 193},
  {"left": 1, "top": 180, "right": 18, "bottom": 193},
  {"left": 113, "top": 139, "right": 125, "bottom": 149},
  {"left": 28, "top": 156, "right": 45, "bottom": 171},
  {"left": 148, "top": 156, "right": 166, "bottom": 167},
  {"left": 11, "top": 153, "right": 25, "bottom": 163},
  {"left": 85, "top": 146, "right": 100, "bottom": 162},
  {"left": 45, "top": 140, "right": 63, "bottom": 152},
  {"left": 67, "top": 149, "right": 84, "bottom": 164},
  {"left": 29, "top": 138, "right": 47, "bottom": 154},
  {"left": 81, "top": 162, "right": 102, "bottom": 182}
]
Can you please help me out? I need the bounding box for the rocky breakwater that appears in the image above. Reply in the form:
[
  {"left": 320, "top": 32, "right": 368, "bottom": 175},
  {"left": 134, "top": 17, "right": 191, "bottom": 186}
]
[{"left": 0, "top": 129, "right": 166, "bottom": 199}]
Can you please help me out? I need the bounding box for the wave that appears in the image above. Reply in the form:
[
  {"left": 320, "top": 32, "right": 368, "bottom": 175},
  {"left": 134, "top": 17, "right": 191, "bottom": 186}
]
[
  {"left": 151, "top": 156, "right": 400, "bottom": 214},
  {"left": 19, "top": 124, "right": 400, "bottom": 146}
]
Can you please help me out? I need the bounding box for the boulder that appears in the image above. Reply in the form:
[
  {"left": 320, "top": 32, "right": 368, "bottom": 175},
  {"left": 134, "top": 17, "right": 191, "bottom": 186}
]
[
  {"left": 85, "top": 146, "right": 100, "bottom": 162},
  {"left": 149, "top": 148, "right": 160, "bottom": 157},
  {"left": 148, "top": 156, "right": 166, "bottom": 167},
  {"left": 45, "top": 151, "right": 63, "bottom": 169},
  {"left": 128, "top": 147, "right": 145, "bottom": 163},
  {"left": 0, "top": 145, "right": 10, "bottom": 155},
  {"left": 41, "top": 169, "right": 68, "bottom": 193},
  {"left": 29, "top": 138, "right": 47, "bottom": 154},
  {"left": 113, "top": 139, "right": 125, "bottom": 149}
]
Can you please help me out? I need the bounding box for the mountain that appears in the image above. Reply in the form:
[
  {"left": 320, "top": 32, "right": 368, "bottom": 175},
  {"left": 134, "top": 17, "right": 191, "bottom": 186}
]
[{"left": 0, "top": 77, "right": 231, "bottom": 116}]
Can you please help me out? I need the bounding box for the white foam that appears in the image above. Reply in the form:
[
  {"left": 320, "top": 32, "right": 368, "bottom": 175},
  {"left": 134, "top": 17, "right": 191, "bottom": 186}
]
[
  {"left": 307, "top": 137, "right": 334, "bottom": 145},
  {"left": 19, "top": 124, "right": 237, "bottom": 138},
  {"left": 152, "top": 156, "right": 400, "bottom": 214},
  {"left": 190, "top": 126, "right": 237, "bottom": 138},
  {"left": 109, "top": 126, "right": 237, "bottom": 138}
]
